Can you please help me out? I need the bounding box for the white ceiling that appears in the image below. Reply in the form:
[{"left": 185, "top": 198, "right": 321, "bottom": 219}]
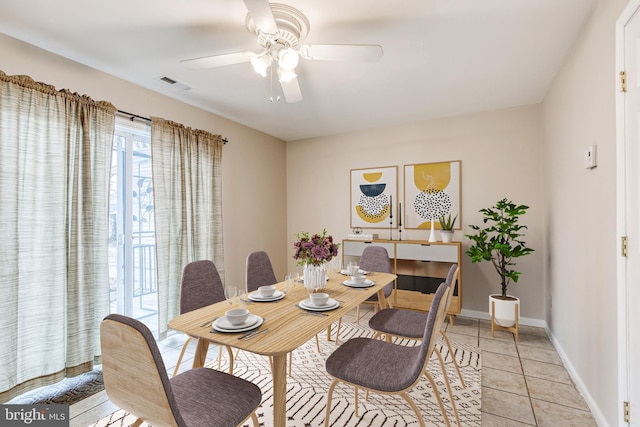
[{"left": 0, "top": 0, "right": 595, "bottom": 142}]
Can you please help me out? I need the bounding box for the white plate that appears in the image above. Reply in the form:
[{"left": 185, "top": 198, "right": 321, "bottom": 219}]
[
  {"left": 340, "top": 269, "right": 367, "bottom": 276},
  {"left": 298, "top": 298, "right": 339, "bottom": 311},
  {"left": 248, "top": 290, "right": 285, "bottom": 302},
  {"left": 212, "top": 314, "right": 262, "bottom": 332},
  {"left": 342, "top": 279, "right": 375, "bottom": 288}
]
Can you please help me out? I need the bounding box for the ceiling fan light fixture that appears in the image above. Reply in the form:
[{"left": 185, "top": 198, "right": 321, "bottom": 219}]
[
  {"left": 278, "top": 47, "right": 299, "bottom": 70},
  {"left": 250, "top": 52, "right": 272, "bottom": 77},
  {"left": 277, "top": 67, "right": 297, "bottom": 83}
]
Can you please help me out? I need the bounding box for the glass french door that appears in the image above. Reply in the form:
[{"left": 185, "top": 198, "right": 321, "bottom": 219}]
[{"left": 108, "top": 125, "right": 158, "bottom": 328}]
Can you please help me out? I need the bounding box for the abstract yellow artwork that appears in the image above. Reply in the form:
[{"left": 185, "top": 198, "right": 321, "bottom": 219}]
[
  {"left": 350, "top": 166, "right": 398, "bottom": 229},
  {"left": 404, "top": 161, "right": 461, "bottom": 229}
]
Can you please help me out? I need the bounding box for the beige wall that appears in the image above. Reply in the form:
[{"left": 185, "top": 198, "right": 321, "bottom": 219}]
[
  {"left": 0, "top": 32, "right": 288, "bottom": 289},
  {"left": 541, "top": 0, "right": 628, "bottom": 425},
  {"left": 287, "top": 104, "right": 545, "bottom": 321}
]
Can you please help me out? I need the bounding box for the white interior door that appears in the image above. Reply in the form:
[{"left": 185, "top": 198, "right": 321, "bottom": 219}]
[{"left": 618, "top": 2, "right": 640, "bottom": 425}]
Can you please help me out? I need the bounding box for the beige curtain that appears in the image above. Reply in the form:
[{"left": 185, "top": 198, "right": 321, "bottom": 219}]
[
  {"left": 150, "top": 117, "right": 224, "bottom": 339},
  {"left": 0, "top": 71, "right": 115, "bottom": 401}
]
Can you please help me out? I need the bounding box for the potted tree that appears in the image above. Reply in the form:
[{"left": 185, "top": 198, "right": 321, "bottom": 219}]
[
  {"left": 438, "top": 213, "right": 457, "bottom": 243},
  {"left": 465, "top": 198, "right": 534, "bottom": 337}
]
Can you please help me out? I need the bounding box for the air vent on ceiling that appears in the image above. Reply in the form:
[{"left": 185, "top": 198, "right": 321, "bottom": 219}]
[{"left": 159, "top": 76, "right": 191, "bottom": 91}]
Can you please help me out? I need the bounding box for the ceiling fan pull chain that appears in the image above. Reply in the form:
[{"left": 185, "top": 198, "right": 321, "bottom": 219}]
[{"left": 269, "top": 63, "right": 280, "bottom": 103}]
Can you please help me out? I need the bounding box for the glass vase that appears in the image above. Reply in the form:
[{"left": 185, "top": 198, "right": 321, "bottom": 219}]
[{"left": 303, "top": 263, "right": 327, "bottom": 292}]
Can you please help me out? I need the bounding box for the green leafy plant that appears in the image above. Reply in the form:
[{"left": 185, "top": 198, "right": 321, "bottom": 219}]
[
  {"left": 465, "top": 198, "right": 534, "bottom": 298},
  {"left": 439, "top": 213, "right": 458, "bottom": 231}
]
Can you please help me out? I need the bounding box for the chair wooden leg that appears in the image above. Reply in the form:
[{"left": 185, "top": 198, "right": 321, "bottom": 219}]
[
  {"left": 224, "top": 345, "right": 234, "bottom": 374},
  {"left": 132, "top": 419, "right": 143, "bottom": 427},
  {"left": 172, "top": 336, "right": 193, "bottom": 377},
  {"left": 354, "top": 386, "right": 360, "bottom": 417},
  {"left": 356, "top": 304, "right": 361, "bottom": 324},
  {"left": 435, "top": 347, "right": 460, "bottom": 426},
  {"left": 399, "top": 392, "right": 426, "bottom": 427},
  {"left": 315, "top": 334, "right": 321, "bottom": 353},
  {"left": 335, "top": 318, "right": 342, "bottom": 346},
  {"left": 423, "top": 370, "right": 451, "bottom": 427},
  {"left": 441, "top": 330, "right": 466, "bottom": 388},
  {"left": 288, "top": 351, "right": 292, "bottom": 377},
  {"left": 324, "top": 379, "right": 339, "bottom": 427},
  {"left": 249, "top": 412, "right": 259, "bottom": 427}
]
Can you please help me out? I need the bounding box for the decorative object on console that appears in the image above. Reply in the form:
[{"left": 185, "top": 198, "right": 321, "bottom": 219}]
[
  {"left": 428, "top": 218, "right": 437, "bottom": 242},
  {"left": 465, "top": 198, "right": 534, "bottom": 340},
  {"left": 404, "top": 161, "right": 461, "bottom": 232},
  {"left": 347, "top": 233, "right": 378, "bottom": 240},
  {"left": 439, "top": 213, "right": 458, "bottom": 243},
  {"left": 350, "top": 166, "right": 397, "bottom": 229}
]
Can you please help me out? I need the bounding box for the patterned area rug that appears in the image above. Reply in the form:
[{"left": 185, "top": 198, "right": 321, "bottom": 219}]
[
  {"left": 91, "top": 322, "right": 481, "bottom": 426},
  {"left": 7, "top": 367, "right": 103, "bottom": 405}
]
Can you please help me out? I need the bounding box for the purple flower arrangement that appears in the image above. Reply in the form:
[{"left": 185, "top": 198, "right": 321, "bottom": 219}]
[{"left": 293, "top": 229, "right": 340, "bottom": 266}]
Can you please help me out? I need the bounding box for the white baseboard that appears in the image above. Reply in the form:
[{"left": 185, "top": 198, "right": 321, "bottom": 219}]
[
  {"left": 459, "top": 308, "right": 608, "bottom": 426},
  {"left": 546, "top": 330, "right": 609, "bottom": 427}
]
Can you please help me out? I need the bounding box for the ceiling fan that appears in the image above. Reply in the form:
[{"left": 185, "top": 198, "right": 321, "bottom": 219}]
[{"left": 180, "top": 0, "right": 383, "bottom": 103}]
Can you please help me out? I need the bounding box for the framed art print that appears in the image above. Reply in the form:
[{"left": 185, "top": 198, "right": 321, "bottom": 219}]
[
  {"left": 350, "top": 166, "right": 398, "bottom": 229},
  {"left": 404, "top": 161, "right": 461, "bottom": 230}
]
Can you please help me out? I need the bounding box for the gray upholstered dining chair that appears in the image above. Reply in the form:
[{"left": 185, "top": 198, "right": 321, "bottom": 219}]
[
  {"left": 368, "top": 264, "right": 464, "bottom": 384},
  {"left": 323, "top": 281, "right": 451, "bottom": 427},
  {"left": 245, "top": 251, "right": 278, "bottom": 292},
  {"left": 101, "top": 313, "right": 261, "bottom": 427},
  {"left": 354, "top": 245, "right": 394, "bottom": 323},
  {"left": 367, "top": 263, "right": 463, "bottom": 425},
  {"left": 244, "top": 251, "right": 321, "bottom": 374},
  {"left": 172, "top": 260, "right": 235, "bottom": 377}
]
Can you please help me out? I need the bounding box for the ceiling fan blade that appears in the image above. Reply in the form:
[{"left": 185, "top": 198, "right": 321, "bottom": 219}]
[
  {"left": 181, "top": 51, "right": 251, "bottom": 69},
  {"left": 299, "top": 44, "right": 383, "bottom": 62},
  {"left": 243, "top": 0, "right": 278, "bottom": 35},
  {"left": 280, "top": 76, "right": 303, "bottom": 103}
]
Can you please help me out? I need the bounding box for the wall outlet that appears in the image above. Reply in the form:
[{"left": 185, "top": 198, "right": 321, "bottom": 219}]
[{"left": 584, "top": 145, "right": 597, "bottom": 169}]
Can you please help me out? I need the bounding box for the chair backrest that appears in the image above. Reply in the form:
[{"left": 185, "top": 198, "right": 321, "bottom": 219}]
[
  {"left": 180, "top": 260, "right": 225, "bottom": 315},
  {"left": 358, "top": 246, "right": 393, "bottom": 273},
  {"left": 407, "top": 281, "right": 451, "bottom": 377},
  {"left": 245, "top": 251, "right": 278, "bottom": 292},
  {"left": 443, "top": 264, "right": 459, "bottom": 313},
  {"left": 101, "top": 313, "right": 184, "bottom": 427}
]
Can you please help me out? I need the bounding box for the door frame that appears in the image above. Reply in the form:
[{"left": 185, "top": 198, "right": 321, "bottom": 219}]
[{"left": 616, "top": 1, "right": 638, "bottom": 425}]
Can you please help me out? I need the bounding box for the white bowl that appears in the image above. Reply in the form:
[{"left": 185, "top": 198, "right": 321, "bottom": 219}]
[
  {"left": 226, "top": 308, "right": 250, "bottom": 325},
  {"left": 350, "top": 274, "right": 366, "bottom": 284},
  {"left": 310, "top": 292, "right": 329, "bottom": 306},
  {"left": 258, "top": 285, "right": 276, "bottom": 297}
]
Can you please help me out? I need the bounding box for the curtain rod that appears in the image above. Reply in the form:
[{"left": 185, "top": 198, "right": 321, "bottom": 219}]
[{"left": 117, "top": 109, "right": 228, "bottom": 144}]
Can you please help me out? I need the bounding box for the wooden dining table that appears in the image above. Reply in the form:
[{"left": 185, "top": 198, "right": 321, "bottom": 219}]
[{"left": 168, "top": 271, "right": 396, "bottom": 427}]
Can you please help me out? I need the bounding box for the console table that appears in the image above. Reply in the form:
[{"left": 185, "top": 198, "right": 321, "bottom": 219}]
[{"left": 342, "top": 239, "right": 462, "bottom": 317}]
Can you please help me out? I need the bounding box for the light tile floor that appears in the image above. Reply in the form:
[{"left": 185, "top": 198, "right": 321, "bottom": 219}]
[{"left": 70, "top": 306, "right": 598, "bottom": 426}]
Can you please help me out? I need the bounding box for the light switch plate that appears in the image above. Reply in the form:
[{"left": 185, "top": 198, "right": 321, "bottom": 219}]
[{"left": 584, "top": 145, "right": 597, "bottom": 169}]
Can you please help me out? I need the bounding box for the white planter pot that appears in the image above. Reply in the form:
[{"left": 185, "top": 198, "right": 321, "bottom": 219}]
[
  {"left": 489, "top": 294, "right": 519, "bottom": 327},
  {"left": 440, "top": 230, "right": 454, "bottom": 243}
]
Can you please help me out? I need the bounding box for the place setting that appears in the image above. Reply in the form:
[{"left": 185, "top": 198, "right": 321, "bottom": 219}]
[
  {"left": 210, "top": 307, "right": 265, "bottom": 334},
  {"left": 248, "top": 285, "right": 285, "bottom": 302},
  {"left": 342, "top": 271, "right": 375, "bottom": 289},
  {"left": 340, "top": 261, "right": 365, "bottom": 275},
  {"left": 298, "top": 291, "right": 340, "bottom": 313},
  {"left": 211, "top": 289, "right": 266, "bottom": 336}
]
